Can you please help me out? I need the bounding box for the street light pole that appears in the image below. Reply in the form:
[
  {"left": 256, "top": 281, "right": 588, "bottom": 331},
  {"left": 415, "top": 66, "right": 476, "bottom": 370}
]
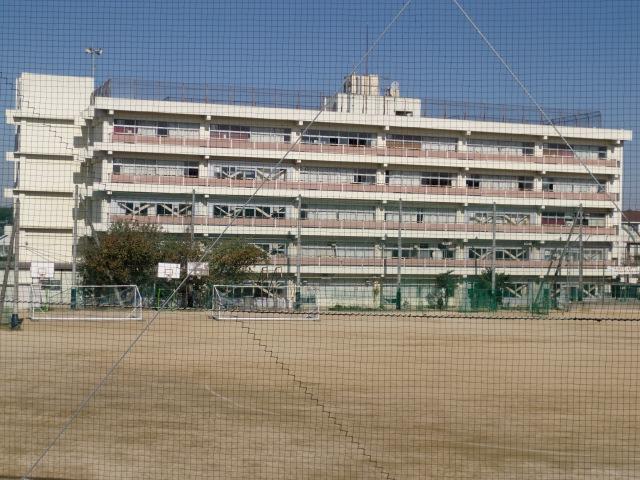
[{"left": 84, "top": 47, "right": 103, "bottom": 80}]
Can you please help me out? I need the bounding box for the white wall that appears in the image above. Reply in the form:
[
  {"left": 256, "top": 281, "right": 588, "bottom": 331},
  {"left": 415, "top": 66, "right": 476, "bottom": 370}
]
[{"left": 17, "top": 73, "right": 93, "bottom": 119}]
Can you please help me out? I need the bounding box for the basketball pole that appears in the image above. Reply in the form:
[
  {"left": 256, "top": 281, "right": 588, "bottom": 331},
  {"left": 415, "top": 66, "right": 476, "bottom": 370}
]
[{"left": 10, "top": 198, "right": 21, "bottom": 328}]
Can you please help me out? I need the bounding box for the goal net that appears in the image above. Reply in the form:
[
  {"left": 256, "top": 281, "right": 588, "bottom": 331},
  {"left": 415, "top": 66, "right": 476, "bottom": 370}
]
[
  {"left": 29, "top": 285, "right": 143, "bottom": 321},
  {"left": 212, "top": 284, "right": 320, "bottom": 321}
]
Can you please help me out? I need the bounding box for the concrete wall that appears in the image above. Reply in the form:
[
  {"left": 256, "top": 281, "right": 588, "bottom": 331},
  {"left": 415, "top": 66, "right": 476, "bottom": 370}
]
[{"left": 17, "top": 73, "right": 93, "bottom": 119}]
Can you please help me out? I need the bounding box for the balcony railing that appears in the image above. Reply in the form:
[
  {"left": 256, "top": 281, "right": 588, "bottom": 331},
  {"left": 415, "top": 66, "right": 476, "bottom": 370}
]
[
  {"left": 108, "top": 173, "right": 618, "bottom": 202},
  {"left": 108, "top": 132, "right": 619, "bottom": 168},
  {"left": 267, "top": 255, "right": 614, "bottom": 269},
  {"left": 108, "top": 214, "right": 616, "bottom": 236}
]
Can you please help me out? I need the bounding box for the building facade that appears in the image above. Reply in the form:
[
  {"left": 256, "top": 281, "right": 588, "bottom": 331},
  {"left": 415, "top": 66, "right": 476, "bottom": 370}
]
[{"left": 5, "top": 73, "right": 633, "bottom": 307}]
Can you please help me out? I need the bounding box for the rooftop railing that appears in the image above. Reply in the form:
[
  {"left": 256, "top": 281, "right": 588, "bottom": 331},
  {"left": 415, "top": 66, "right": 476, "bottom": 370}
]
[{"left": 93, "top": 78, "right": 603, "bottom": 127}]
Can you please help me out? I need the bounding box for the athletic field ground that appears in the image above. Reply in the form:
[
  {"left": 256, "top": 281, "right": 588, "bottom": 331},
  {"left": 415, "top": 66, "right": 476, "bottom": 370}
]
[{"left": 1, "top": 309, "right": 639, "bottom": 479}]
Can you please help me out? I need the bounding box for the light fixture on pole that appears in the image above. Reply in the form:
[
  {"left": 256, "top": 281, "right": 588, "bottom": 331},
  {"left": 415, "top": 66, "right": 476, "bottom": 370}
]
[{"left": 84, "top": 47, "right": 103, "bottom": 78}]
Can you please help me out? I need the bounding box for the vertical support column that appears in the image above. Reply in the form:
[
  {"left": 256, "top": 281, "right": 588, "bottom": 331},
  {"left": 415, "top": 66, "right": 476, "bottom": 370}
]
[
  {"left": 578, "top": 204, "right": 584, "bottom": 301},
  {"left": 10, "top": 198, "right": 21, "bottom": 328},
  {"left": 71, "top": 185, "right": 79, "bottom": 308},
  {"left": 533, "top": 176, "right": 543, "bottom": 192},
  {"left": 534, "top": 140, "right": 544, "bottom": 157},
  {"left": 491, "top": 202, "right": 496, "bottom": 301},
  {"left": 190, "top": 189, "right": 196, "bottom": 242},
  {"left": 295, "top": 195, "right": 302, "bottom": 310},
  {"left": 396, "top": 198, "right": 402, "bottom": 310},
  {"left": 199, "top": 156, "right": 209, "bottom": 180}
]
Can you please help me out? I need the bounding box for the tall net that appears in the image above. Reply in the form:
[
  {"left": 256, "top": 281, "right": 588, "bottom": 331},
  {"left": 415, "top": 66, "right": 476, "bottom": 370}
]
[{"left": 1, "top": 0, "right": 640, "bottom": 478}]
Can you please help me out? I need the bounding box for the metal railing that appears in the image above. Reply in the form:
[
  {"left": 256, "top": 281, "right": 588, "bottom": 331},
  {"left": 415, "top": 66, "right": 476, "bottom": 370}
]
[
  {"left": 108, "top": 132, "right": 619, "bottom": 168},
  {"left": 267, "top": 255, "right": 614, "bottom": 269},
  {"left": 93, "top": 78, "right": 603, "bottom": 127},
  {"left": 108, "top": 214, "right": 616, "bottom": 236},
  {"left": 107, "top": 173, "right": 617, "bottom": 202}
]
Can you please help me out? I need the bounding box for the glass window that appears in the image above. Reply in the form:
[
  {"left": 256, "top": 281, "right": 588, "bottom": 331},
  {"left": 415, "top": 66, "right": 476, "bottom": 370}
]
[
  {"left": 421, "top": 172, "right": 453, "bottom": 187},
  {"left": 302, "top": 129, "right": 374, "bottom": 147}
]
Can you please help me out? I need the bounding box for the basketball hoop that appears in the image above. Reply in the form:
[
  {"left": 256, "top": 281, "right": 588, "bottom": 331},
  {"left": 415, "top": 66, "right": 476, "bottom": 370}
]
[
  {"left": 187, "top": 262, "right": 209, "bottom": 279},
  {"left": 157, "top": 263, "right": 181, "bottom": 280}
]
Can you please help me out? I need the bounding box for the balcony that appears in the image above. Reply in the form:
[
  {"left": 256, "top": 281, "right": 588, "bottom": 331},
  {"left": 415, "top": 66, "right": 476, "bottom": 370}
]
[
  {"left": 108, "top": 172, "right": 618, "bottom": 202},
  {"left": 108, "top": 132, "right": 619, "bottom": 169},
  {"left": 108, "top": 214, "right": 616, "bottom": 236}
]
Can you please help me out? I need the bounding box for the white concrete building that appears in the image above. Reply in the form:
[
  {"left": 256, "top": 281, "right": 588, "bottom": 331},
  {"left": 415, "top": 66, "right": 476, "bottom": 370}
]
[{"left": 4, "top": 72, "right": 633, "bottom": 305}]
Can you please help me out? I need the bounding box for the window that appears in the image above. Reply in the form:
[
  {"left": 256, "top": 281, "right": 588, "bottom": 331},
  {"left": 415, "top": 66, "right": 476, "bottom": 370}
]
[
  {"left": 113, "top": 159, "right": 199, "bottom": 178},
  {"left": 385, "top": 209, "right": 456, "bottom": 224},
  {"left": 468, "top": 139, "right": 534, "bottom": 156},
  {"left": 353, "top": 169, "right": 376, "bottom": 184},
  {"left": 302, "top": 129, "right": 374, "bottom": 147},
  {"left": 544, "top": 248, "right": 605, "bottom": 261},
  {"left": 212, "top": 204, "right": 286, "bottom": 219},
  {"left": 210, "top": 124, "right": 291, "bottom": 143},
  {"left": 468, "top": 247, "right": 528, "bottom": 260},
  {"left": 302, "top": 207, "right": 375, "bottom": 222},
  {"left": 467, "top": 210, "right": 531, "bottom": 225},
  {"left": 466, "top": 176, "right": 480, "bottom": 189},
  {"left": 184, "top": 165, "right": 199, "bottom": 177},
  {"left": 114, "top": 119, "right": 199, "bottom": 137},
  {"left": 421, "top": 172, "right": 453, "bottom": 187},
  {"left": 543, "top": 177, "right": 603, "bottom": 194},
  {"left": 386, "top": 134, "right": 457, "bottom": 152},
  {"left": 518, "top": 177, "right": 533, "bottom": 191},
  {"left": 253, "top": 243, "right": 287, "bottom": 256},
  {"left": 213, "top": 164, "right": 287, "bottom": 181},
  {"left": 299, "top": 167, "right": 373, "bottom": 185},
  {"left": 544, "top": 143, "right": 607, "bottom": 160},
  {"left": 114, "top": 201, "right": 151, "bottom": 216}
]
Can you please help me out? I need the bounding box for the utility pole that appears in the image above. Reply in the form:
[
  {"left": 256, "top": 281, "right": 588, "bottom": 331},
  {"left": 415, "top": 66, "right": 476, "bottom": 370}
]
[
  {"left": 396, "top": 198, "right": 402, "bottom": 310},
  {"left": 10, "top": 199, "right": 20, "bottom": 329},
  {"left": 190, "top": 189, "right": 196, "bottom": 243},
  {"left": 578, "top": 204, "right": 584, "bottom": 301},
  {"left": 491, "top": 202, "right": 497, "bottom": 300},
  {"left": 71, "top": 185, "right": 79, "bottom": 308},
  {"left": 295, "top": 195, "right": 302, "bottom": 309}
]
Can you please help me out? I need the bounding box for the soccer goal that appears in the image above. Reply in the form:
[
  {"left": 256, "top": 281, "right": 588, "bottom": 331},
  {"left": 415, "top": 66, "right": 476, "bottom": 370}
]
[
  {"left": 212, "top": 284, "right": 320, "bottom": 321},
  {"left": 29, "top": 285, "right": 143, "bottom": 321}
]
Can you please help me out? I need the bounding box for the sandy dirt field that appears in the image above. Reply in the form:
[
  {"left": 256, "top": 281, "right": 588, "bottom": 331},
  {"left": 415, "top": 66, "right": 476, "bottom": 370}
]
[{"left": 1, "top": 309, "right": 640, "bottom": 479}]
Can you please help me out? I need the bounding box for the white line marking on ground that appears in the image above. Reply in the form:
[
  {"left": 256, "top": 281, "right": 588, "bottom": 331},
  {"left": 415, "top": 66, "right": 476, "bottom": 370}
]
[
  {"left": 202, "top": 384, "right": 276, "bottom": 415},
  {"left": 459, "top": 441, "right": 592, "bottom": 458}
]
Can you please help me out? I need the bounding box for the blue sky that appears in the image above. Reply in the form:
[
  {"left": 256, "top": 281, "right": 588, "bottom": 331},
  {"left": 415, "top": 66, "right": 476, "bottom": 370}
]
[{"left": 1, "top": 0, "right": 638, "bottom": 206}]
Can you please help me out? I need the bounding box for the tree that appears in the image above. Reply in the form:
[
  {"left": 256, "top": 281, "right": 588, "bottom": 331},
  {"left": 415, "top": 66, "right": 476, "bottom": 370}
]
[
  {"left": 158, "top": 237, "right": 269, "bottom": 307},
  {"left": 476, "top": 268, "right": 511, "bottom": 305},
  {"left": 435, "top": 270, "right": 459, "bottom": 309},
  {"left": 207, "top": 239, "right": 269, "bottom": 284},
  {"left": 79, "top": 220, "right": 269, "bottom": 307},
  {"left": 79, "top": 220, "right": 162, "bottom": 287}
]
